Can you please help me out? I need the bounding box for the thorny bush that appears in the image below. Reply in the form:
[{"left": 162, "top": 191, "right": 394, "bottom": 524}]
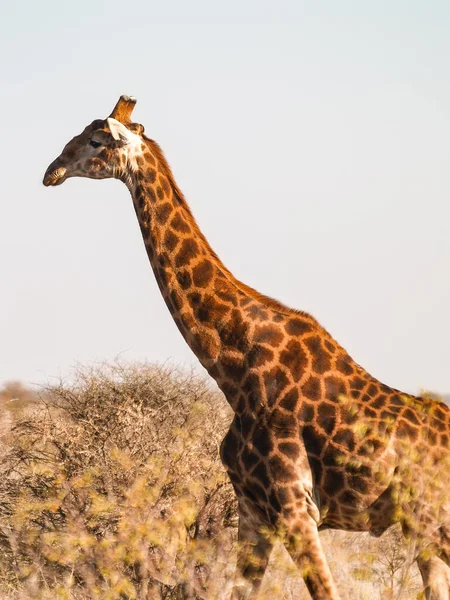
[{"left": 0, "top": 364, "right": 422, "bottom": 599}]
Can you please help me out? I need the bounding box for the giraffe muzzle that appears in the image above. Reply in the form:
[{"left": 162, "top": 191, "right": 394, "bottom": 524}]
[{"left": 43, "top": 167, "right": 67, "bottom": 187}]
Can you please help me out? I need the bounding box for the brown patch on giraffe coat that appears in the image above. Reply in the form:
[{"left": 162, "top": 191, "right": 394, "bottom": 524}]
[
  {"left": 247, "top": 344, "right": 275, "bottom": 369},
  {"left": 192, "top": 259, "right": 214, "bottom": 288},
  {"left": 339, "top": 489, "right": 359, "bottom": 505},
  {"left": 403, "top": 408, "right": 421, "bottom": 426},
  {"left": 269, "top": 456, "right": 296, "bottom": 482},
  {"left": 242, "top": 372, "right": 264, "bottom": 412},
  {"left": 239, "top": 413, "right": 256, "bottom": 440},
  {"left": 220, "top": 381, "right": 238, "bottom": 400},
  {"left": 176, "top": 270, "right": 192, "bottom": 290},
  {"left": 159, "top": 175, "right": 170, "bottom": 195},
  {"left": 221, "top": 353, "right": 247, "bottom": 383},
  {"left": 348, "top": 474, "right": 369, "bottom": 494},
  {"left": 434, "top": 405, "right": 448, "bottom": 423},
  {"left": 175, "top": 239, "right": 199, "bottom": 267},
  {"left": 363, "top": 406, "right": 377, "bottom": 419},
  {"left": 245, "top": 303, "right": 269, "bottom": 320},
  {"left": 350, "top": 376, "right": 366, "bottom": 391},
  {"left": 302, "top": 424, "right": 326, "bottom": 457},
  {"left": 145, "top": 168, "right": 156, "bottom": 183},
  {"left": 269, "top": 408, "right": 296, "bottom": 431},
  {"left": 164, "top": 229, "right": 179, "bottom": 252},
  {"left": 302, "top": 376, "right": 321, "bottom": 401},
  {"left": 304, "top": 336, "right": 331, "bottom": 374},
  {"left": 252, "top": 462, "right": 271, "bottom": 488},
  {"left": 171, "top": 213, "right": 191, "bottom": 233},
  {"left": 332, "top": 427, "right": 356, "bottom": 452},
  {"left": 219, "top": 309, "right": 250, "bottom": 353},
  {"left": 434, "top": 419, "right": 446, "bottom": 433},
  {"left": 322, "top": 443, "right": 341, "bottom": 467},
  {"left": 279, "top": 388, "right": 299, "bottom": 412},
  {"left": 196, "top": 294, "right": 229, "bottom": 324},
  {"left": 428, "top": 429, "right": 438, "bottom": 446},
  {"left": 241, "top": 447, "right": 260, "bottom": 471},
  {"left": 251, "top": 482, "right": 269, "bottom": 502},
  {"left": 298, "top": 402, "right": 315, "bottom": 423},
  {"left": 279, "top": 340, "right": 308, "bottom": 382},
  {"left": 324, "top": 375, "right": 348, "bottom": 400},
  {"left": 146, "top": 186, "right": 157, "bottom": 203},
  {"left": 317, "top": 402, "right": 337, "bottom": 435},
  {"left": 191, "top": 331, "right": 218, "bottom": 361},
  {"left": 278, "top": 441, "right": 301, "bottom": 460},
  {"left": 156, "top": 201, "right": 172, "bottom": 224},
  {"left": 215, "top": 288, "right": 238, "bottom": 306},
  {"left": 253, "top": 425, "right": 273, "bottom": 456},
  {"left": 367, "top": 383, "right": 378, "bottom": 396},
  {"left": 323, "top": 469, "right": 345, "bottom": 495},
  {"left": 285, "top": 317, "right": 312, "bottom": 336},
  {"left": 371, "top": 394, "right": 387, "bottom": 409},
  {"left": 254, "top": 324, "right": 284, "bottom": 347},
  {"left": 143, "top": 151, "right": 156, "bottom": 165},
  {"left": 204, "top": 296, "right": 230, "bottom": 321},
  {"left": 264, "top": 368, "right": 291, "bottom": 406},
  {"left": 336, "top": 354, "right": 355, "bottom": 376},
  {"left": 324, "top": 340, "right": 336, "bottom": 353}
]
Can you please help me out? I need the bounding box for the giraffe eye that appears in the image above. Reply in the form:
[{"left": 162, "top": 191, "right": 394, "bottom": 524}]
[{"left": 89, "top": 140, "right": 102, "bottom": 149}]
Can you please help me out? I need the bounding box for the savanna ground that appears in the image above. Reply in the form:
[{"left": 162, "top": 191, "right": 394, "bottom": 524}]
[{"left": 0, "top": 364, "right": 426, "bottom": 599}]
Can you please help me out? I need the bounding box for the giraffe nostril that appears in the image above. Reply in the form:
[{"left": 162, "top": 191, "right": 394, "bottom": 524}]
[{"left": 43, "top": 167, "right": 67, "bottom": 187}]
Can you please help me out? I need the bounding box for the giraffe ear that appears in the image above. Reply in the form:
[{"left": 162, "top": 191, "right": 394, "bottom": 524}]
[{"left": 106, "top": 118, "right": 134, "bottom": 144}]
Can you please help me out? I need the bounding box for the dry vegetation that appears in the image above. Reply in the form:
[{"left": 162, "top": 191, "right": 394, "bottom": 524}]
[{"left": 0, "top": 364, "right": 423, "bottom": 599}]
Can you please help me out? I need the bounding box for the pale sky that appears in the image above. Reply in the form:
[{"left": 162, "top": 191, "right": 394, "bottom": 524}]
[{"left": 1, "top": 1, "right": 450, "bottom": 394}]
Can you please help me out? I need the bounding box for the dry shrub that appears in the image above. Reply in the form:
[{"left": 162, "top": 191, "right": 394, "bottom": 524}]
[
  {"left": 0, "top": 364, "right": 236, "bottom": 599},
  {"left": 0, "top": 364, "right": 423, "bottom": 599}
]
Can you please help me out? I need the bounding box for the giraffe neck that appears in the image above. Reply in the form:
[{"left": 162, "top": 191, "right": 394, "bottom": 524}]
[{"left": 124, "top": 140, "right": 257, "bottom": 404}]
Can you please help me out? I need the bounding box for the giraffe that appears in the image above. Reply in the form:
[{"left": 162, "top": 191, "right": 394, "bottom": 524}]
[{"left": 43, "top": 96, "right": 450, "bottom": 600}]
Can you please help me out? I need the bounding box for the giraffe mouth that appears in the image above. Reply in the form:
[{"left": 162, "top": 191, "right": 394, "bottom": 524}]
[{"left": 43, "top": 167, "right": 67, "bottom": 187}]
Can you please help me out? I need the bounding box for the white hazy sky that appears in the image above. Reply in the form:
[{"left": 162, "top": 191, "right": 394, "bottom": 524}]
[{"left": 1, "top": 1, "right": 450, "bottom": 394}]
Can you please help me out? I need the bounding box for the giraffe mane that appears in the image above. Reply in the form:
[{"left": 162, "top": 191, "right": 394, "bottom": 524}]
[{"left": 143, "top": 135, "right": 310, "bottom": 319}]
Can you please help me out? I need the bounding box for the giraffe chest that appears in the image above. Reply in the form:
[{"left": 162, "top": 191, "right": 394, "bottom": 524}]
[
  {"left": 220, "top": 412, "right": 312, "bottom": 524},
  {"left": 220, "top": 404, "right": 399, "bottom": 531},
  {"left": 220, "top": 414, "right": 274, "bottom": 513}
]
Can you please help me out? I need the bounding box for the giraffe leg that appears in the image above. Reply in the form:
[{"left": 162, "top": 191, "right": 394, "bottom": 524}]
[
  {"left": 417, "top": 555, "right": 450, "bottom": 600},
  {"left": 401, "top": 519, "right": 450, "bottom": 600},
  {"left": 283, "top": 512, "right": 340, "bottom": 600},
  {"left": 230, "top": 513, "right": 274, "bottom": 599}
]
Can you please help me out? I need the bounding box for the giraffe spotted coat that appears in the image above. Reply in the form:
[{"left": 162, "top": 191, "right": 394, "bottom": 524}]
[{"left": 43, "top": 96, "right": 450, "bottom": 600}]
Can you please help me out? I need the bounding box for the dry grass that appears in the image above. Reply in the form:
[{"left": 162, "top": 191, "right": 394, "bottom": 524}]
[{"left": 0, "top": 364, "right": 424, "bottom": 599}]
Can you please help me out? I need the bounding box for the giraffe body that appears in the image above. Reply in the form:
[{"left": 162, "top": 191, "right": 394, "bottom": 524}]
[{"left": 43, "top": 97, "right": 450, "bottom": 599}]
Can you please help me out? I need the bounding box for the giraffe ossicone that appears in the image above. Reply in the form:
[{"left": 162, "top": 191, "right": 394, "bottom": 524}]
[{"left": 43, "top": 96, "right": 450, "bottom": 600}]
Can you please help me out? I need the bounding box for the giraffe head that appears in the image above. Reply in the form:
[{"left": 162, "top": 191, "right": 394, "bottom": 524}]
[{"left": 43, "top": 96, "right": 145, "bottom": 187}]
